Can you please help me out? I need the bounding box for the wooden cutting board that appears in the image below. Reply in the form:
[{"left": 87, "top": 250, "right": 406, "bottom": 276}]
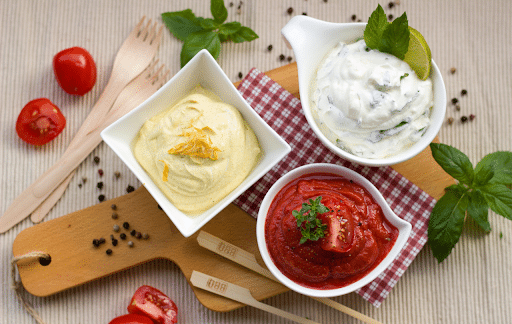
[{"left": 12, "top": 63, "right": 454, "bottom": 312}]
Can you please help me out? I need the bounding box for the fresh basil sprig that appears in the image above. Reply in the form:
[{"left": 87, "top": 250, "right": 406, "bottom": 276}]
[
  {"left": 364, "top": 4, "right": 410, "bottom": 60},
  {"left": 292, "top": 196, "right": 329, "bottom": 244},
  {"left": 161, "top": 0, "right": 259, "bottom": 67},
  {"left": 428, "top": 143, "right": 512, "bottom": 262}
]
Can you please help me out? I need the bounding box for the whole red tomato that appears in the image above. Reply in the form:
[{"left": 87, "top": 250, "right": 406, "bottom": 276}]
[
  {"left": 16, "top": 98, "right": 66, "bottom": 145},
  {"left": 127, "top": 285, "right": 178, "bottom": 324},
  {"left": 53, "top": 46, "right": 97, "bottom": 95},
  {"left": 109, "top": 314, "right": 154, "bottom": 324}
]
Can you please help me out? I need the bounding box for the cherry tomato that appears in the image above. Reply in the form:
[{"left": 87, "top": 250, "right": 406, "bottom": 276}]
[
  {"left": 16, "top": 98, "right": 66, "bottom": 146},
  {"left": 127, "top": 285, "right": 178, "bottom": 324},
  {"left": 109, "top": 314, "right": 154, "bottom": 324},
  {"left": 53, "top": 46, "right": 97, "bottom": 96}
]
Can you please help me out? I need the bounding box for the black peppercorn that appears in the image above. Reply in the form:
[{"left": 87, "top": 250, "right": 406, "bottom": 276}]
[
  {"left": 302, "top": 12, "right": 307, "bottom": 16},
  {"left": 93, "top": 239, "right": 99, "bottom": 247},
  {"left": 114, "top": 171, "right": 121, "bottom": 179},
  {"left": 279, "top": 54, "right": 285, "bottom": 61},
  {"left": 451, "top": 98, "right": 458, "bottom": 104},
  {"left": 97, "top": 182, "right": 104, "bottom": 189},
  {"left": 388, "top": 2, "right": 395, "bottom": 8},
  {"left": 351, "top": 14, "right": 357, "bottom": 21},
  {"left": 461, "top": 89, "right": 467, "bottom": 96},
  {"left": 229, "top": 1, "right": 233, "bottom": 6},
  {"left": 461, "top": 116, "right": 468, "bottom": 123},
  {"left": 106, "top": 249, "right": 112, "bottom": 255},
  {"left": 447, "top": 117, "right": 454, "bottom": 125},
  {"left": 469, "top": 114, "right": 476, "bottom": 121},
  {"left": 136, "top": 232, "right": 142, "bottom": 239},
  {"left": 93, "top": 156, "right": 100, "bottom": 164},
  {"left": 98, "top": 194, "right": 105, "bottom": 202},
  {"left": 238, "top": 72, "right": 243, "bottom": 79},
  {"left": 287, "top": 7, "right": 293, "bottom": 14},
  {"left": 120, "top": 233, "right": 127, "bottom": 240},
  {"left": 112, "top": 212, "right": 118, "bottom": 220},
  {"left": 131, "top": 229, "right": 136, "bottom": 236},
  {"left": 126, "top": 185, "right": 135, "bottom": 193},
  {"left": 123, "top": 222, "right": 130, "bottom": 229},
  {"left": 267, "top": 45, "right": 273, "bottom": 51},
  {"left": 388, "top": 14, "right": 393, "bottom": 20},
  {"left": 111, "top": 204, "right": 117, "bottom": 210},
  {"left": 112, "top": 239, "right": 118, "bottom": 246},
  {"left": 98, "top": 238, "right": 106, "bottom": 244}
]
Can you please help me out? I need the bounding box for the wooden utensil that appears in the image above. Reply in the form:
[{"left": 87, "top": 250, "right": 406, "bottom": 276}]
[
  {"left": 12, "top": 63, "right": 454, "bottom": 313},
  {"left": 197, "top": 231, "right": 384, "bottom": 324},
  {"left": 0, "top": 16, "right": 163, "bottom": 233},
  {"left": 29, "top": 61, "right": 170, "bottom": 223},
  {"left": 190, "top": 271, "right": 321, "bottom": 324}
]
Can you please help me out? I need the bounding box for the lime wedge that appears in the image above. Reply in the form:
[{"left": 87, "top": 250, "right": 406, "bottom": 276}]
[{"left": 403, "top": 27, "right": 432, "bottom": 80}]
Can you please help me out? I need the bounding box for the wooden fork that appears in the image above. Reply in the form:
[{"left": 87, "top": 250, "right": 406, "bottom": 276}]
[
  {"left": 0, "top": 17, "right": 164, "bottom": 232},
  {"left": 29, "top": 61, "right": 170, "bottom": 223}
]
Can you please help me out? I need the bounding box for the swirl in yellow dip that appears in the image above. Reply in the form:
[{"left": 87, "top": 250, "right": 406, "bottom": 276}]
[{"left": 133, "top": 85, "right": 261, "bottom": 216}]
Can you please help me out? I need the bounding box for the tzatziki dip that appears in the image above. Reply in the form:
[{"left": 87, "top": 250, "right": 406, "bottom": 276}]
[{"left": 311, "top": 39, "right": 433, "bottom": 159}]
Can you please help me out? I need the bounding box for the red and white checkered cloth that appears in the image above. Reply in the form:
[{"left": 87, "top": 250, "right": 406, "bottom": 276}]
[{"left": 233, "top": 68, "right": 436, "bottom": 307}]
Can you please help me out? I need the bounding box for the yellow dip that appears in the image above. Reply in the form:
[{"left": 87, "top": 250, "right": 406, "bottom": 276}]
[{"left": 133, "top": 85, "right": 261, "bottom": 216}]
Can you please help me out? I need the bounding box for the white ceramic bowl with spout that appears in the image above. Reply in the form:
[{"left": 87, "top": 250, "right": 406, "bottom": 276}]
[{"left": 281, "top": 16, "right": 446, "bottom": 166}]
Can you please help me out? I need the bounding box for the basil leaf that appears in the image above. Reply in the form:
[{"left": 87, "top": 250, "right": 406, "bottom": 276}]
[
  {"left": 161, "top": 10, "right": 204, "bottom": 42},
  {"left": 380, "top": 12, "right": 410, "bottom": 60},
  {"left": 430, "top": 143, "right": 474, "bottom": 185},
  {"left": 219, "top": 21, "right": 242, "bottom": 36},
  {"left": 473, "top": 163, "right": 495, "bottom": 187},
  {"left": 428, "top": 185, "right": 469, "bottom": 263},
  {"left": 475, "top": 151, "right": 512, "bottom": 185},
  {"left": 180, "top": 31, "right": 221, "bottom": 68},
  {"left": 467, "top": 190, "right": 491, "bottom": 232},
  {"left": 211, "top": 0, "right": 228, "bottom": 24},
  {"left": 364, "top": 4, "right": 388, "bottom": 50},
  {"left": 480, "top": 184, "right": 512, "bottom": 220},
  {"left": 229, "top": 26, "right": 259, "bottom": 43},
  {"left": 200, "top": 18, "right": 220, "bottom": 31}
]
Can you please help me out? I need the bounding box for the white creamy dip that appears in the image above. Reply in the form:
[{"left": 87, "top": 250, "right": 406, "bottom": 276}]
[
  {"left": 133, "top": 85, "right": 261, "bottom": 216},
  {"left": 311, "top": 39, "right": 434, "bottom": 159}
]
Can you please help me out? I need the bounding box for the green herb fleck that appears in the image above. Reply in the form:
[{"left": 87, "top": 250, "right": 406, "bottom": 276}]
[
  {"left": 400, "top": 73, "right": 409, "bottom": 80},
  {"left": 162, "top": 0, "right": 259, "bottom": 67},
  {"left": 428, "top": 143, "right": 512, "bottom": 263},
  {"left": 292, "top": 196, "right": 329, "bottom": 244}
]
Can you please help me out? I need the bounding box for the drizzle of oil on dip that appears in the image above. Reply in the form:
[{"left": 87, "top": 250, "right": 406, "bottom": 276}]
[
  {"left": 311, "top": 39, "right": 434, "bottom": 159},
  {"left": 265, "top": 172, "right": 399, "bottom": 289},
  {"left": 133, "top": 85, "right": 261, "bottom": 216}
]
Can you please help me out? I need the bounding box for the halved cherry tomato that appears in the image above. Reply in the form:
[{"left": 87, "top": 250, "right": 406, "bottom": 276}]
[
  {"left": 53, "top": 46, "right": 97, "bottom": 96},
  {"left": 127, "top": 285, "right": 178, "bottom": 324},
  {"left": 16, "top": 98, "right": 66, "bottom": 145},
  {"left": 109, "top": 314, "right": 154, "bottom": 324}
]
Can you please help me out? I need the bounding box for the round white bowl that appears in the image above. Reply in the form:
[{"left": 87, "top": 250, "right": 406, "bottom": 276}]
[
  {"left": 281, "top": 16, "right": 447, "bottom": 166},
  {"left": 256, "top": 163, "right": 412, "bottom": 297}
]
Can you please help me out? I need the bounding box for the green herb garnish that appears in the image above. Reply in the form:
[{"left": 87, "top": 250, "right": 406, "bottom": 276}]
[
  {"left": 292, "top": 196, "right": 329, "bottom": 244},
  {"left": 428, "top": 143, "right": 512, "bottom": 262},
  {"left": 364, "top": 4, "right": 410, "bottom": 60},
  {"left": 162, "top": 0, "right": 259, "bottom": 68}
]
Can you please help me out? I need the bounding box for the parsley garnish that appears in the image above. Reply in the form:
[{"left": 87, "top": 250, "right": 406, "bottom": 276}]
[
  {"left": 363, "top": 4, "right": 410, "bottom": 60},
  {"left": 161, "top": 0, "right": 259, "bottom": 67},
  {"left": 292, "top": 196, "right": 329, "bottom": 244},
  {"left": 428, "top": 143, "right": 512, "bottom": 262}
]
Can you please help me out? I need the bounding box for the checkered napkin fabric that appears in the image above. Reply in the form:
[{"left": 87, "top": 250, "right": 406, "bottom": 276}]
[{"left": 233, "top": 68, "right": 437, "bottom": 307}]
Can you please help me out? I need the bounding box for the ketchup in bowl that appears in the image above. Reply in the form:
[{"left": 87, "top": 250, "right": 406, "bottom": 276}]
[{"left": 264, "top": 172, "right": 399, "bottom": 290}]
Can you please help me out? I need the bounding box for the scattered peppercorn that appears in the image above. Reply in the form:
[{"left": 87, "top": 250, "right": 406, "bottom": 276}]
[
  {"left": 267, "top": 45, "right": 273, "bottom": 51},
  {"left": 461, "top": 116, "right": 468, "bottom": 123},
  {"left": 229, "top": 1, "right": 233, "bottom": 6},
  {"left": 455, "top": 105, "right": 461, "bottom": 111},
  {"left": 97, "top": 182, "right": 104, "bottom": 189},
  {"left": 279, "top": 54, "right": 285, "bottom": 61},
  {"left": 451, "top": 98, "right": 458, "bottom": 104},
  {"left": 82, "top": 177, "right": 87, "bottom": 184},
  {"left": 461, "top": 89, "right": 467, "bottom": 96},
  {"left": 351, "top": 14, "right": 357, "bottom": 21},
  {"left": 287, "top": 56, "right": 292, "bottom": 62},
  {"left": 93, "top": 156, "right": 100, "bottom": 164},
  {"left": 93, "top": 239, "right": 99, "bottom": 247},
  {"left": 114, "top": 171, "right": 121, "bottom": 179},
  {"left": 287, "top": 7, "right": 293, "bottom": 14},
  {"left": 126, "top": 185, "right": 135, "bottom": 193},
  {"left": 142, "top": 233, "right": 149, "bottom": 240},
  {"left": 120, "top": 233, "right": 127, "bottom": 240},
  {"left": 112, "top": 239, "right": 118, "bottom": 246},
  {"left": 98, "top": 238, "right": 106, "bottom": 245},
  {"left": 238, "top": 72, "right": 243, "bottom": 79},
  {"left": 450, "top": 67, "right": 456, "bottom": 74},
  {"left": 112, "top": 212, "right": 118, "bottom": 219},
  {"left": 388, "top": 2, "right": 395, "bottom": 8},
  {"left": 136, "top": 232, "right": 142, "bottom": 239},
  {"left": 123, "top": 222, "right": 130, "bottom": 229},
  {"left": 98, "top": 169, "right": 104, "bottom": 177},
  {"left": 128, "top": 241, "right": 134, "bottom": 247},
  {"left": 113, "top": 224, "right": 120, "bottom": 232},
  {"left": 323, "top": 0, "right": 328, "bottom": 2},
  {"left": 469, "top": 114, "right": 476, "bottom": 121},
  {"left": 388, "top": 14, "right": 393, "bottom": 20},
  {"left": 131, "top": 229, "right": 136, "bottom": 236},
  {"left": 78, "top": 183, "right": 82, "bottom": 188},
  {"left": 98, "top": 194, "right": 105, "bottom": 202},
  {"left": 447, "top": 117, "right": 454, "bottom": 125},
  {"left": 106, "top": 249, "right": 112, "bottom": 255},
  {"left": 111, "top": 204, "right": 117, "bottom": 210},
  {"left": 302, "top": 12, "right": 307, "bottom": 16}
]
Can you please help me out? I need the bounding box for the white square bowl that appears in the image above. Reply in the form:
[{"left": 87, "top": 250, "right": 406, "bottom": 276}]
[{"left": 101, "top": 49, "right": 291, "bottom": 237}]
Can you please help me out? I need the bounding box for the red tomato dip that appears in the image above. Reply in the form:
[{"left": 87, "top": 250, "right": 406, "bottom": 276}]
[{"left": 265, "top": 172, "right": 399, "bottom": 289}]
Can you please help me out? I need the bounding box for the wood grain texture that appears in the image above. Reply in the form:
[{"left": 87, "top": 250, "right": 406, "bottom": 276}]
[{"left": 13, "top": 63, "right": 453, "bottom": 313}]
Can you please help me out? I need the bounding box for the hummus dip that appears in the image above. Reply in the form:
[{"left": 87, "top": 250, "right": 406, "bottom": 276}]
[{"left": 133, "top": 85, "right": 261, "bottom": 216}]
